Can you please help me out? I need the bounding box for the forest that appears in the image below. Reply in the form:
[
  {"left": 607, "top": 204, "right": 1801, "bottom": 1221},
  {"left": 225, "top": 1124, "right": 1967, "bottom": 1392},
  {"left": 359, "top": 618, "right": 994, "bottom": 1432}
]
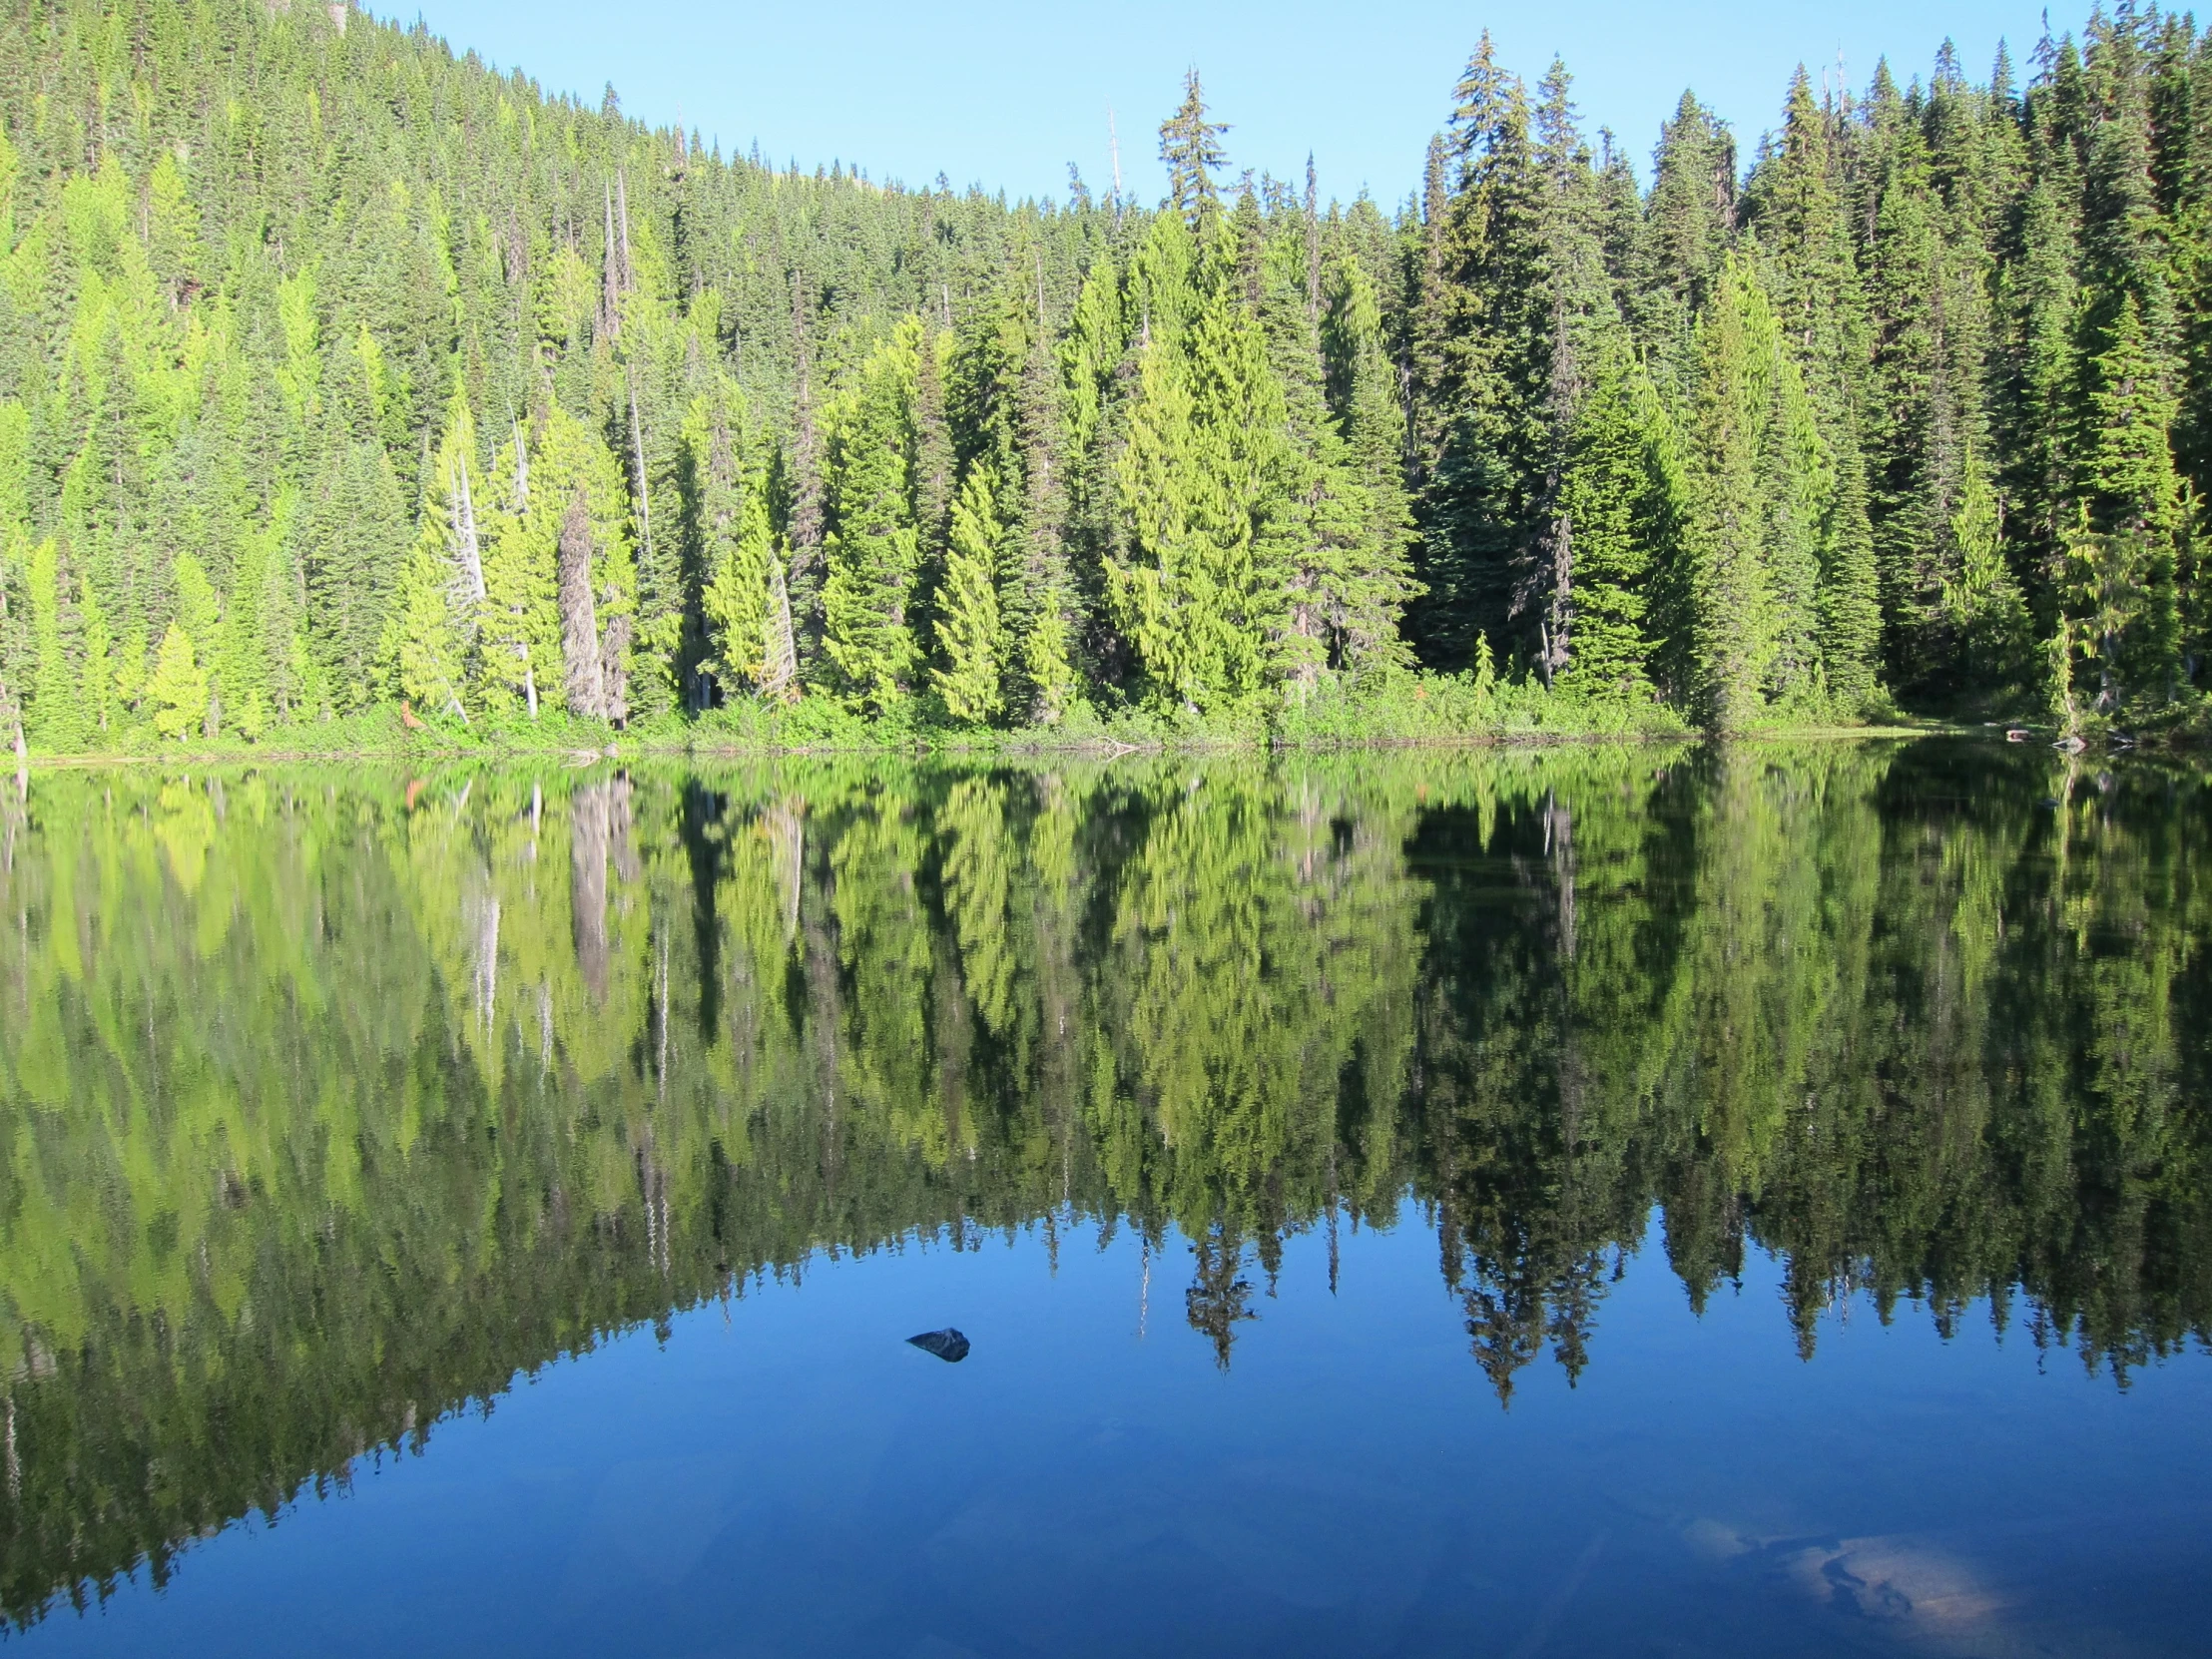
[
  {"left": 1, "top": 741, "right": 2208, "bottom": 1623},
  {"left": 2, "top": 0, "right": 2210, "bottom": 751}
]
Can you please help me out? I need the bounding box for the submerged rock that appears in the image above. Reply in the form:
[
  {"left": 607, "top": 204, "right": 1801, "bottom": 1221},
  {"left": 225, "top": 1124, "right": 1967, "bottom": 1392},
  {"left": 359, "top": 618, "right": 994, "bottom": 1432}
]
[{"left": 907, "top": 1328, "right": 970, "bottom": 1363}]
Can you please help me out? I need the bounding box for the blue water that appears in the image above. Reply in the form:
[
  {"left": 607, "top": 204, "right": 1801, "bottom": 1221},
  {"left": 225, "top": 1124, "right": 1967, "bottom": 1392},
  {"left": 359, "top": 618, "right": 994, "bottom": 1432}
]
[
  {"left": 7, "top": 748, "right": 2211, "bottom": 1654},
  {"left": 27, "top": 1205, "right": 2208, "bottom": 1658}
]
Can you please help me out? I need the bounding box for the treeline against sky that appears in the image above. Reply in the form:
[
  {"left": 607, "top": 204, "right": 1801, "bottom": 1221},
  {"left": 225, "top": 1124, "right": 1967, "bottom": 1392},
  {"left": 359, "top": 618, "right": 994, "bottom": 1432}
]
[
  {"left": 1, "top": 742, "right": 2208, "bottom": 1621},
  {"left": 1, "top": 0, "right": 2211, "bottom": 747}
]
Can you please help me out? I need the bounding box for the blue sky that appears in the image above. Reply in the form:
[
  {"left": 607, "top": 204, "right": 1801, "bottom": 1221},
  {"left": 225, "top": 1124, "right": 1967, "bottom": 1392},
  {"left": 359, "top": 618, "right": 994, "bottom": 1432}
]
[{"left": 392, "top": 1, "right": 2096, "bottom": 207}]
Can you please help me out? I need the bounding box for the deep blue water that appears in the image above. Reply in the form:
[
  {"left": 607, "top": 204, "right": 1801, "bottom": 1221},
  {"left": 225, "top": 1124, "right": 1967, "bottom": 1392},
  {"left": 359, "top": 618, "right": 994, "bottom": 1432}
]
[
  {"left": 22, "top": 1208, "right": 2212, "bottom": 1658},
  {"left": 3, "top": 745, "right": 2209, "bottom": 1654}
]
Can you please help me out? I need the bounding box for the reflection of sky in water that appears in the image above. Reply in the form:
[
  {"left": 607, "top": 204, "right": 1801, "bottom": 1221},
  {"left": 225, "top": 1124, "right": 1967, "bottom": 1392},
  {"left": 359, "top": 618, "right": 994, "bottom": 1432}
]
[
  {"left": 5, "top": 745, "right": 2211, "bottom": 1653},
  {"left": 27, "top": 1204, "right": 2211, "bottom": 1658}
]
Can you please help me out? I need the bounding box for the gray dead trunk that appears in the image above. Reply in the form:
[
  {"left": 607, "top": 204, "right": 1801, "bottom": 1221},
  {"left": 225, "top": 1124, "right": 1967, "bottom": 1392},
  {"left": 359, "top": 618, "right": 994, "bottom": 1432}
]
[
  {"left": 453, "top": 453, "right": 485, "bottom": 606},
  {"left": 599, "top": 613, "right": 631, "bottom": 728},
  {"left": 760, "top": 555, "right": 799, "bottom": 702},
  {"left": 557, "top": 487, "right": 605, "bottom": 719}
]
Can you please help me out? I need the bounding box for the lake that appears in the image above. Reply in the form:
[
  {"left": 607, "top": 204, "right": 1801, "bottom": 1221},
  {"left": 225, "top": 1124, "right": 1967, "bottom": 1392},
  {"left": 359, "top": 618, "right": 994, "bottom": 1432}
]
[{"left": 0, "top": 739, "right": 2207, "bottom": 1657}]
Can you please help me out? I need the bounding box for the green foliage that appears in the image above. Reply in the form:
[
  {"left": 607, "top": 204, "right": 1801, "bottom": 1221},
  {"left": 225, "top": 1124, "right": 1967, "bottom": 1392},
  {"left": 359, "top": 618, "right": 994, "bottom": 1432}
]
[
  {"left": 1108, "top": 222, "right": 1290, "bottom": 714},
  {"left": 702, "top": 489, "right": 779, "bottom": 694},
  {"left": 387, "top": 513, "right": 470, "bottom": 721},
  {"left": 146, "top": 623, "right": 208, "bottom": 740},
  {"left": 3, "top": 0, "right": 2209, "bottom": 746},
  {"left": 1555, "top": 341, "right": 1668, "bottom": 701},
  {"left": 932, "top": 462, "right": 1007, "bottom": 723},
  {"left": 1941, "top": 455, "right": 2036, "bottom": 701},
  {"left": 24, "top": 539, "right": 80, "bottom": 750},
  {"left": 822, "top": 327, "right": 922, "bottom": 712}
]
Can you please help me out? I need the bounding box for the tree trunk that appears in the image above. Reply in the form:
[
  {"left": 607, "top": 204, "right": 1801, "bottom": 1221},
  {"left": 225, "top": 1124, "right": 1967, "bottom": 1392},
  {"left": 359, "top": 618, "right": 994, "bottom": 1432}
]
[
  {"left": 601, "top": 181, "right": 622, "bottom": 340},
  {"left": 453, "top": 453, "right": 485, "bottom": 604},
  {"left": 629, "top": 379, "right": 653, "bottom": 576},
  {"left": 1, "top": 676, "right": 22, "bottom": 765},
  {"left": 557, "top": 487, "right": 605, "bottom": 718},
  {"left": 761, "top": 555, "right": 799, "bottom": 702},
  {"left": 599, "top": 613, "right": 631, "bottom": 728}
]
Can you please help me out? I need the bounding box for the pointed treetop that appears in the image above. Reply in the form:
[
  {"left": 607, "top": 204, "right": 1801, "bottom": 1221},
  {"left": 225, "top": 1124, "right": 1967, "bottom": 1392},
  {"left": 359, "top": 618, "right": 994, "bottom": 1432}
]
[
  {"left": 1535, "top": 56, "right": 1582, "bottom": 176},
  {"left": 1160, "top": 68, "right": 1230, "bottom": 228},
  {"left": 1421, "top": 132, "right": 1448, "bottom": 227},
  {"left": 1448, "top": 32, "right": 1522, "bottom": 175}
]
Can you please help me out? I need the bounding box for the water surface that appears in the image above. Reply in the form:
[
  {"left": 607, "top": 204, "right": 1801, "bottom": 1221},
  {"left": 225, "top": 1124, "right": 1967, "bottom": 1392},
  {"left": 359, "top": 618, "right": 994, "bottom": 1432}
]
[{"left": 1, "top": 740, "right": 2207, "bottom": 1656}]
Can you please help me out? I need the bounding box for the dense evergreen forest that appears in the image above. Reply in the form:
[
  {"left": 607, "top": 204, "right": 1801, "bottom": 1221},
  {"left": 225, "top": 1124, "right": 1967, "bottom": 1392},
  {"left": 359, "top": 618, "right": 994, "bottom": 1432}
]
[
  {"left": 3, "top": 0, "right": 2212, "bottom": 747},
  {"left": 1, "top": 742, "right": 2207, "bottom": 1622}
]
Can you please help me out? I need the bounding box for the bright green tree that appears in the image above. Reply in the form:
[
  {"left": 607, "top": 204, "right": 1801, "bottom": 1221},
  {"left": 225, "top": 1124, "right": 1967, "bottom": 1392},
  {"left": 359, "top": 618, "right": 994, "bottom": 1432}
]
[
  {"left": 822, "top": 324, "right": 923, "bottom": 712},
  {"left": 147, "top": 623, "right": 210, "bottom": 741},
  {"left": 933, "top": 462, "right": 1008, "bottom": 724}
]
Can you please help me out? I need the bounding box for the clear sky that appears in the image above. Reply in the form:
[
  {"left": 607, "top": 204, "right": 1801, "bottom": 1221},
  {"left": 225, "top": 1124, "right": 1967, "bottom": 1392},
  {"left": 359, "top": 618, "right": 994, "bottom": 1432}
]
[{"left": 391, "top": 1, "right": 2097, "bottom": 208}]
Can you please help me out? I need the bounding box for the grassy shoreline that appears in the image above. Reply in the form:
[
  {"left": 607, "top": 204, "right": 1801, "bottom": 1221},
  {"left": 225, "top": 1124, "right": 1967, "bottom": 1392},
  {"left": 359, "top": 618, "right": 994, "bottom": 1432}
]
[{"left": 8, "top": 714, "right": 1996, "bottom": 770}]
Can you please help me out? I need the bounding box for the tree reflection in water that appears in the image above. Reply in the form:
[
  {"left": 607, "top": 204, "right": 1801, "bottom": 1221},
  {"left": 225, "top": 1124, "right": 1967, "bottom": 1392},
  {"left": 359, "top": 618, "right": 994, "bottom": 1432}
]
[{"left": 0, "top": 739, "right": 2207, "bottom": 1624}]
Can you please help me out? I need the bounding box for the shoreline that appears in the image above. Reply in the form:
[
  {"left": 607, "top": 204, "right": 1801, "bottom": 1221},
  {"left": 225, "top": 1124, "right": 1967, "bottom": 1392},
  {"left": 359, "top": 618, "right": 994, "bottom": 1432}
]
[{"left": 5, "top": 721, "right": 2010, "bottom": 770}]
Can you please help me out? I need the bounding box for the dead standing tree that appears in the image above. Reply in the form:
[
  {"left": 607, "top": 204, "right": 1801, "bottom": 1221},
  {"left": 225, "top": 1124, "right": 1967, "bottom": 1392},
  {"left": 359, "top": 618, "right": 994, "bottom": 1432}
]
[{"left": 558, "top": 486, "right": 607, "bottom": 719}]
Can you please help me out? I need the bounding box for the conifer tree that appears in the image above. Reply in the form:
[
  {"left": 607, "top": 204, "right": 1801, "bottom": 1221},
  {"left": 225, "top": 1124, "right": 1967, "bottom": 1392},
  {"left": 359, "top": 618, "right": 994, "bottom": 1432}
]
[
  {"left": 1009, "top": 270, "right": 1079, "bottom": 718},
  {"left": 1742, "top": 65, "right": 1882, "bottom": 702},
  {"left": 1681, "top": 257, "right": 1779, "bottom": 726},
  {"left": 1941, "top": 452, "right": 2035, "bottom": 697},
  {"left": 910, "top": 321, "right": 956, "bottom": 602},
  {"left": 1413, "top": 35, "right": 1552, "bottom": 669},
  {"left": 677, "top": 370, "right": 748, "bottom": 708},
  {"left": 2, "top": 1, "right": 2206, "bottom": 735},
  {"left": 481, "top": 406, "right": 633, "bottom": 720},
  {"left": 2081, "top": 290, "right": 2183, "bottom": 696},
  {"left": 387, "top": 513, "right": 470, "bottom": 722},
  {"left": 26, "top": 539, "right": 83, "bottom": 751},
  {"left": 933, "top": 462, "right": 1007, "bottom": 723},
  {"left": 1160, "top": 70, "right": 1231, "bottom": 230},
  {"left": 701, "top": 489, "right": 778, "bottom": 694},
  {"left": 147, "top": 624, "right": 209, "bottom": 743},
  {"left": 822, "top": 326, "right": 922, "bottom": 711},
  {"left": 1554, "top": 340, "right": 1668, "bottom": 699},
  {"left": 1638, "top": 91, "right": 1738, "bottom": 395},
  {"left": 1321, "top": 244, "right": 1422, "bottom": 671},
  {"left": 1108, "top": 223, "right": 1289, "bottom": 713}
]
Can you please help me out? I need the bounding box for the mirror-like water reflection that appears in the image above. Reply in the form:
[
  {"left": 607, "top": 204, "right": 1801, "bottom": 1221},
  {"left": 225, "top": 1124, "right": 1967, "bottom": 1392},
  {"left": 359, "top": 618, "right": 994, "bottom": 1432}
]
[{"left": 1, "top": 740, "right": 2208, "bottom": 1653}]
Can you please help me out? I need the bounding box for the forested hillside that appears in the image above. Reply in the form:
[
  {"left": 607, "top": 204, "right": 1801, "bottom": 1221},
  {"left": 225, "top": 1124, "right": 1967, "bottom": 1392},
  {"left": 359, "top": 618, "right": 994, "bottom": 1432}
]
[{"left": 0, "top": 0, "right": 2208, "bottom": 748}]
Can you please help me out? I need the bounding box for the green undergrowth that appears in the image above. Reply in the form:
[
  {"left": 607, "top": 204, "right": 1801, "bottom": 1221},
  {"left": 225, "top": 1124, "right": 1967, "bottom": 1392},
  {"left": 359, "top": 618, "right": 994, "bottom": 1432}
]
[{"left": 11, "top": 672, "right": 2000, "bottom": 766}]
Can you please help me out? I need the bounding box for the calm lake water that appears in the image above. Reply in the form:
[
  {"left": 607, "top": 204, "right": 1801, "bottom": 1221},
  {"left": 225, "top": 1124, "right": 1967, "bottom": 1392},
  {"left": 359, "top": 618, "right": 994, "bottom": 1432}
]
[{"left": 1, "top": 739, "right": 2208, "bottom": 1657}]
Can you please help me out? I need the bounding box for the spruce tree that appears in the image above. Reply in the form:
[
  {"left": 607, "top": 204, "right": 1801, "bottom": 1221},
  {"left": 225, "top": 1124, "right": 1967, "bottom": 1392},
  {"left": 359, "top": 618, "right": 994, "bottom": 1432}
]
[
  {"left": 1412, "top": 36, "right": 1553, "bottom": 670},
  {"left": 386, "top": 514, "right": 470, "bottom": 722},
  {"left": 1160, "top": 70, "right": 1231, "bottom": 230},
  {"left": 25, "top": 539, "right": 83, "bottom": 751},
  {"left": 1638, "top": 91, "right": 1738, "bottom": 397},
  {"left": 933, "top": 461, "right": 1007, "bottom": 723},
  {"left": 822, "top": 325, "right": 922, "bottom": 711},
  {"left": 147, "top": 623, "right": 209, "bottom": 742},
  {"left": 1109, "top": 223, "right": 1290, "bottom": 713},
  {"left": 1681, "top": 257, "right": 1779, "bottom": 726},
  {"left": 702, "top": 489, "right": 778, "bottom": 696},
  {"left": 1742, "top": 65, "right": 1882, "bottom": 703},
  {"left": 1554, "top": 339, "right": 1666, "bottom": 700}
]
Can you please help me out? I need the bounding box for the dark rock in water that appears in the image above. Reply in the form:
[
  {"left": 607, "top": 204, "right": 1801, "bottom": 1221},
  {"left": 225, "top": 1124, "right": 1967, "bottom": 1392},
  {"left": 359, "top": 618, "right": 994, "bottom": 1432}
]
[{"left": 907, "top": 1328, "right": 970, "bottom": 1363}]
